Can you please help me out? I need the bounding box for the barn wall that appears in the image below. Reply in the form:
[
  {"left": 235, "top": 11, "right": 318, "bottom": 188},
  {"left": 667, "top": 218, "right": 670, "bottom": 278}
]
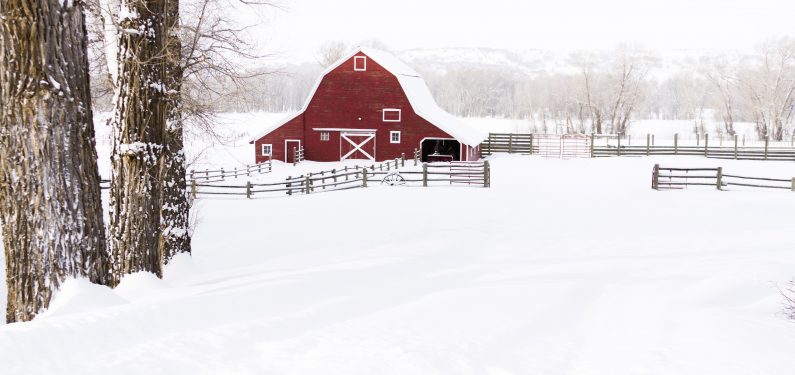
[
  {"left": 254, "top": 114, "right": 305, "bottom": 164},
  {"left": 304, "top": 52, "right": 457, "bottom": 162}
]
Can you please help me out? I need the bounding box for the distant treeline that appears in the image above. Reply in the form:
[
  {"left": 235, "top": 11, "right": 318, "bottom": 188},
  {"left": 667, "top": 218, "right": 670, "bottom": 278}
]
[{"left": 93, "top": 39, "right": 795, "bottom": 141}]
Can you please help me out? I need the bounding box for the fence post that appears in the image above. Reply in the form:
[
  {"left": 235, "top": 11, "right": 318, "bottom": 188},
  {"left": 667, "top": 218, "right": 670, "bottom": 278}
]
[
  {"left": 764, "top": 137, "right": 769, "bottom": 160},
  {"left": 646, "top": 134, "right": 650, "bottom": 156},
  {"left": 734, "top": 134, "right": 738, "bottom": 160},
  {"left": 590, "top": 133, "right": 595, "bottom": 158},
  {"left": 234, "top": 167, "right": 238, "bottom": 178},
  {"left": 674, "top": 133, "right": 679, "bottom": 155},
  {"left": 530, "top": 133, "right": 534, "bottom": 155},
  {"left": 362, "top": 170, "right": 368, "bottom": 187},
  {"left": 791, "top": 177, "right": 795, "bottom": 192},
  {"left": 422, "top": 163, "right": 428, "bottom": 187},
  {"left": 652, "top": 164, "right": 659, "bottom": 190},
  {"left": 287, "top": 176, "right": 292, "bottom": 196},
  {"left": 246, "top": 181, "right": 252, "bottom": 199},
  {"left": 220, "top": 168, "right": 225, "bottom": 180},
  {"left": 487, "top": 133, "right": 492, "bottom": 155},
  {"left": 332, "top": 169, "right": 337, "bottom": 185},
  {"left": 190, "top": 169, "right": 195, "bottom": 181},
  {"left": 205, "top": 169, "right": 209, "bottom": 181},
  {"left": 246, "top": 165, "right": 250, "bottom": 177},
  {"left": 401, "top": 153, "right": 405, "bottom": 167},
  {"left": 742, "top": 134, "right": 746, "bottom": 146},
  {"left": 292, "top": 147, "right": 297, "bottom": 166},
  {"left": 704, "top": 133, "right": 709, "bottom": 157},
  {"left": 305, "top": 175, "right": 311, "bottom": 194},
  {"left": 716, "top": 167, "right": 723, "bottom": 190},
  {"left": 508, "top": 133, "right": 513, "bottom": 154},
  {"left": 616, "top": 134, "right": 621, "bottom": 156},
  {"left": 191, "top": 179, "right": 197, "bottom": 198},
  {"left": 484, "top": 160, "right": 490, "bottom": 188},
  {"left": 395, "top": 158, "right": 399, "bottom": 169}
]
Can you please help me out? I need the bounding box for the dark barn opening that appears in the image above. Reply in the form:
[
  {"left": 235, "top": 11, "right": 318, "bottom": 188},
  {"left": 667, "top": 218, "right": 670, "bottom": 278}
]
[{"left": 421, "top": 139, "right": 460, "bottom": 162}]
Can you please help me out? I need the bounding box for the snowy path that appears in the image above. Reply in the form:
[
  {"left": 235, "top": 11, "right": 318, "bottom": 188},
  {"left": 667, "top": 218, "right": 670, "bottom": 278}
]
[{"left": 2, "top": 155, "right": 795, "bottom": 374}]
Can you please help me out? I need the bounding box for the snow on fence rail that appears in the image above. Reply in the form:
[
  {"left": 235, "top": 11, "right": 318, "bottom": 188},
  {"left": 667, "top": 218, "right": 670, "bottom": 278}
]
[
  {"left": 483, "top": 132, "right": 795, "bottom": 161},
  {"left": 652, "top": 164, "right": 795, "bottom": 191},
  {"left": 191, "top": 161, "right": 490, "bottom": 199}
]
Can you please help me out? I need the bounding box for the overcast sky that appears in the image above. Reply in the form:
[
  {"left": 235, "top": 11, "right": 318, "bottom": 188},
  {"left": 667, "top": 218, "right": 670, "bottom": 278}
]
[{"left": 255, "top": 0, "right": 795, "bottom": 61}]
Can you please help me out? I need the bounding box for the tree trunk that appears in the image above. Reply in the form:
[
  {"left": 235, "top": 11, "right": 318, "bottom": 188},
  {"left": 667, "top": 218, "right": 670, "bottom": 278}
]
[
  {"left": 0, "top": 0, "right": 110, "bottom": 322},
  {"left": 109, "top": 0, "right": 167, "bottom": 281},
  {"left": 159, "top": 0, "right": 192, "bottom": 263}
]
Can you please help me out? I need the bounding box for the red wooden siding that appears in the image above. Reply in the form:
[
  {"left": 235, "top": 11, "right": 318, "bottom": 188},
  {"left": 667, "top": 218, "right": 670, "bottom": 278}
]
[
  {"left": 254, "top": 114, "right": 304, "bottom": 164},
  {"left": 252, "top": 51, "right": 481, "bottom": 163}
]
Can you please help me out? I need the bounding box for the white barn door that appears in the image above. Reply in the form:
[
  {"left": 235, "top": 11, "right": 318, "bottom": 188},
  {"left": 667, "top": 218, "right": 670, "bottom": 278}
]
[{"left": 340, "top": 132, "right": 376, "bottom": 161}]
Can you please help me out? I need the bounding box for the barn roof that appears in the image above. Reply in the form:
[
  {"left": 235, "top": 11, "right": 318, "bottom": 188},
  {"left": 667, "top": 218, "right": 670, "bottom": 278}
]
[{"left": 249, "top": 47, "right": 487, "bottom": 147}]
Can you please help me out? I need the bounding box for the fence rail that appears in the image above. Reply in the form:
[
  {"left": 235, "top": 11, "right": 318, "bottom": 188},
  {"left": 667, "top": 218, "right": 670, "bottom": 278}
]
[
  {"left": 652, "top": 164, "right": 795, "bottom": 191},
  {"left": 189, "top": 159, "right": 273, "bottom": 183},
  {"left": 192, "top": 161, "right": 490, "bottom": 199},
  {"left": 482, "top": 132, "right": 795, "bottom": 161}
]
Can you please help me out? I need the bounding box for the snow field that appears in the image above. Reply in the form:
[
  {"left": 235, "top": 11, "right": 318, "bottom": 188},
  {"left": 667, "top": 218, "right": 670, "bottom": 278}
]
[{"left": 2, "top": 154, "right": 795, "bottom": 374}]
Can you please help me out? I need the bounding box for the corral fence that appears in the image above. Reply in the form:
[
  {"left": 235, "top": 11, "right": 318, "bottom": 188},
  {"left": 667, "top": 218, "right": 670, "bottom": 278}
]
[
  {"left": 652, "top": 164, "right": 795, "bottom": 191},
  {"left": 191, "top": 160, "right": 490, "bottom": 199},
  {"left": 481, "top": 133, "right": 590, "bottom": 158},
  {"left": 292, "top": 146, "right": 306, "bottom": 165},
  {"left": 482, "top": 132, "right": 795, "bottom": 161},
  {"left": 595, "top": 133, "right": 795, "bottom": 161},
  {"left": 189, "top": 159, "right": 273, "bottom": 183},
  {"left": 99, "top": 159, "right": 273, "bottom": 190}
]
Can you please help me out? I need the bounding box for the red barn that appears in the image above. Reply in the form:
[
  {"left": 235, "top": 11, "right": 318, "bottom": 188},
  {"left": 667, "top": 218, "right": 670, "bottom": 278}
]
[{"left": 250, "top": 47, "right": 487, "bottom": 164}]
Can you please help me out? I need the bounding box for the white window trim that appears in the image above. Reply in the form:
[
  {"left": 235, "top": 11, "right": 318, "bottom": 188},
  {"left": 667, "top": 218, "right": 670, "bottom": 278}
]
[
  {"left": 390, "top": 131, "right": 401, "bottom": 144},
  {"left": 261, "top": 143, "right": 272, "bottom": 156},
  {"left": 383, "top": 108, "right": 401, "bottom": 122},
  {"left": 354, "top": 56, "right": 367, "bottom": 71},
  {"left": 320, "top": 132, "right": 330, "bottom": 141}
]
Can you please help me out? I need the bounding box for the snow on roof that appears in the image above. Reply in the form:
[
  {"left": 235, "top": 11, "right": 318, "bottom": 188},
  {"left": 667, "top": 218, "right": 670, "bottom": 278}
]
[{"left": 249, "top": 47, "right": 487, "bottom": 146}]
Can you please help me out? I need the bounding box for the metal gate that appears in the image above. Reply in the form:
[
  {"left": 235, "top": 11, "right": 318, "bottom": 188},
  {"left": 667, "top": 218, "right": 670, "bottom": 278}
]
[{"left": 532, "top": 134, "right": 591, "bottom": 159}]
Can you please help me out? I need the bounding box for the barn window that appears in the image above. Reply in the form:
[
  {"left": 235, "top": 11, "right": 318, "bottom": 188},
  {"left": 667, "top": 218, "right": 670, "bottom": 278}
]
[
  {"left": 382, "top": 108, "right": 401, "bottom": 122},
  {"left": 261, "top": 144, "right": 272, "bottom": 156},
  {"left": 390, "top": 131, "right": 401, "bottom": 144},
  {"left": 354, "top": 56, "right": 367, "bottom": 71},
  {"left": 320, "top": 132, "right": 330, "bottom": 141}
]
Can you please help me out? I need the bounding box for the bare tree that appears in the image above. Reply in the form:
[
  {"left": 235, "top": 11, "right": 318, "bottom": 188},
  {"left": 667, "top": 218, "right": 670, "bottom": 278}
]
[
  {"left": 317, "top": 40, "right": 349, "bottom": 68},
  {"left": 736, "top": 38, "right": 795, "bottom": 141},
  {"left": 160, "top": 0, "right": 191, "bottom": 263},
  {"left": 0, "top": 0, "right": 110, "bottom": 322},
  {"left": 108, "top": 0, "right": 168, "bottom": 281}
]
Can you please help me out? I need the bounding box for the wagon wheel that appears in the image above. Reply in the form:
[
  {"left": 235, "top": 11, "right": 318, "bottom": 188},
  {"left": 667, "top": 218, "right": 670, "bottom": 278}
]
[{"left": 381, "top": 171, "right": 406, "bottom": 186}]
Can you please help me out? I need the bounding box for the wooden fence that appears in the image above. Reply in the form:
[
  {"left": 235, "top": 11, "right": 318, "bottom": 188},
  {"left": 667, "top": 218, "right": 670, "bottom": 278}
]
[
  {"left": 652, "top": 164, "right": 795, "bottom": 191},
  {"left": 189, "top": 159, "right": 273, "bottom": 183},
  {"left": 292, "top": 146, "right": 305, "bottom": 165},
  {"left": 595, "top": 133, "right": 795, "bottom": 161},
  {"left": 481, "top": 132, "right": 795, "bottom": 161},
  {"left": 192, "top": 160, "right": 490, "bottom": 199}
]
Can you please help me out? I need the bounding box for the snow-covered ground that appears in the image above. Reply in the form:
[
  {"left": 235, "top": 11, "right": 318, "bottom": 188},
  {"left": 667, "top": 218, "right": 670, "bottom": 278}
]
[{"left": 2, "top": 152, "right": 795, "bottom": 374}]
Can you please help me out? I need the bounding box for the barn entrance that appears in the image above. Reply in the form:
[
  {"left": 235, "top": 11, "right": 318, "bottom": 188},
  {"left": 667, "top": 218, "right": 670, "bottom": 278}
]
[
  {"left": 420, "top": 138, "right": 460, "bottom": 162},
  {"left": 340, "top": 132, "right": 376, "bottom": 161},
  {"left": 285, "top": 140, "right": 301, "bottom": 163}
]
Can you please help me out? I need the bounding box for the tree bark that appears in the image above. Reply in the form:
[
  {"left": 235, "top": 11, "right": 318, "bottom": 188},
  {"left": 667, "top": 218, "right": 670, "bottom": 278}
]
[
  {"left": 0, "top": 0, "right": 110, "bottom": 322},
  {"left": 159, "top": 0, "right": 192, "bottom": 263},
  {"left": 109, "top": 0, "right": 167, "bottom": 281}
]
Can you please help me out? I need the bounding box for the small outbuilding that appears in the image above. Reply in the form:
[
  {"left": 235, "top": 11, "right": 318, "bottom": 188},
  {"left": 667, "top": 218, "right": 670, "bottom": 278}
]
[{"left": 250, "top": 47, "right": 487, "bottom": 164}]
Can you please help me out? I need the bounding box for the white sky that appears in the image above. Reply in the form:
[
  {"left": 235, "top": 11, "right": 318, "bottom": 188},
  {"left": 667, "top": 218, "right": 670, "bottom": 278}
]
[{"left": 255, "top": 0, "right": 795, "bottom": 61}]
